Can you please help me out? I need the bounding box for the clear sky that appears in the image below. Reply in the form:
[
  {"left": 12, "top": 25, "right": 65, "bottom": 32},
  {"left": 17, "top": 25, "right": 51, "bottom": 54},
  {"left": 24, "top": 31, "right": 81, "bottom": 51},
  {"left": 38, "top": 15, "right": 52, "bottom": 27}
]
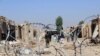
[{"left": 0, "top": 0, "right": 100, "bottom": 28}]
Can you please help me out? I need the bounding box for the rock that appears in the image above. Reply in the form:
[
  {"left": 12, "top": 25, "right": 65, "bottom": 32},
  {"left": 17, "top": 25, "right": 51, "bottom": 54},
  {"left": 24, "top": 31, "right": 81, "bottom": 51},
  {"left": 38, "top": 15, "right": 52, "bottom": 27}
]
[{"left": 16, "top": 47, "right": 33, "bottom": 56}]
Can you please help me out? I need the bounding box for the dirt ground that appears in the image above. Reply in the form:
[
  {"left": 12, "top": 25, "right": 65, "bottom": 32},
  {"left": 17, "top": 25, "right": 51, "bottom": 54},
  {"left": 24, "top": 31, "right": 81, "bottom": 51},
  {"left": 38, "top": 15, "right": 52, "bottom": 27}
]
[
  {"left": 0, "top": 38, "right": 100, "bottom": 56},
  {"left": 33, "top": 38, "right": 100, "bottom": 56}
]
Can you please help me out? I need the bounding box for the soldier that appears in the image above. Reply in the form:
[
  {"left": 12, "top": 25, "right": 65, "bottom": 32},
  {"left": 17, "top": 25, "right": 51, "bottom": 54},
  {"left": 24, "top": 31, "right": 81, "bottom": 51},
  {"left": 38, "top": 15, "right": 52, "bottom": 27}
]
[{"left": 44, "top": 30, "right": 59, "bottom": 48}]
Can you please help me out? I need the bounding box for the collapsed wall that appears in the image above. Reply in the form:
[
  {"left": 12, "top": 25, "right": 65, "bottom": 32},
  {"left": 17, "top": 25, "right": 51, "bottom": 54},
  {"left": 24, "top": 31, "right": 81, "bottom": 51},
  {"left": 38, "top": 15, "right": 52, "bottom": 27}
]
[
  {"left": 15, "top": 22, "right": 45, "bottom": 44},
  {"left": 81, "top": 23, "right": 92, "bottom": 38},
  {"left": 21, "top": 22, "right": 34, "bottom": 43}
]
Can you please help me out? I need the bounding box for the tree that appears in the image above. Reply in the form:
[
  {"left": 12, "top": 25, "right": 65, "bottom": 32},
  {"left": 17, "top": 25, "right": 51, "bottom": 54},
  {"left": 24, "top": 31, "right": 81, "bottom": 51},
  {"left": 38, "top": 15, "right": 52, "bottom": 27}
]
[
  {"left": 56, "top": 16, "right": 63, "bottom": 32},
  {"left": 78, "top": 20, "right": 84, "bottom": 25}
]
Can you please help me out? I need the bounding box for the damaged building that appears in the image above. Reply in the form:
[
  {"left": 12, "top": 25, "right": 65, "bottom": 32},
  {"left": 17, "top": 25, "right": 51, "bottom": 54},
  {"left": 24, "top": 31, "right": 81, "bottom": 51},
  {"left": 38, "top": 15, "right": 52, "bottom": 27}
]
[
  {"left": 15, "top": 22, "right": 45, "bottom": 44},
  {"left": 1, "top": 15, "right": 100, "bottom": 44},
  {"left": 90, "top": 17, "right": 100, "bottom": 43},
  {"left": 82, "top": 16, "right": 100, "bottom": 41},
  {"left": 66, "top": 16, "right": 100, "bottom": 43},
  {"left": 0, "top": 16, "right": 45, "bottom": 43},
  {"left": 0, "top": 16, "right": 16, "bottom": 41}
]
